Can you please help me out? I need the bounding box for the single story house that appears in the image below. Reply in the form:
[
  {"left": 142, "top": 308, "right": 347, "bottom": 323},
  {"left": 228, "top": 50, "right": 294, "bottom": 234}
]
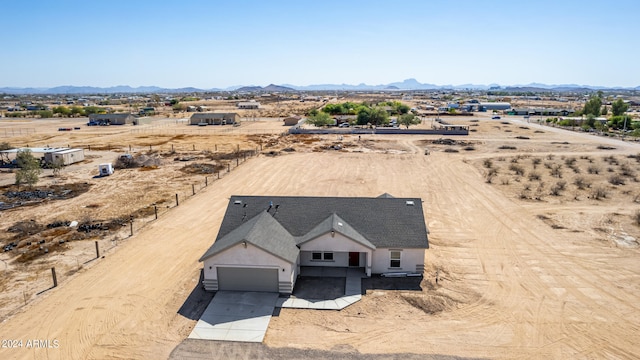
[
  {"left": 237, "top": 101, "right": 260, "bottom": 109},
  {"left": 44, "top": 148, "right": 85, "bottom": 166},
  {"left": 283, "top": 115, "right": 302, "bottom": 126},
  {"left": 199, "top": 195, "right": 429, "bottom": 294},
  {"left": 89, "top": 113, "right": 136, "bottom": 125},
  {"left": 189, "top": 112, "right": 238, "bottom": 125},
  {"left": 479, "top": 102, "right": 512, "bottom": 111}
]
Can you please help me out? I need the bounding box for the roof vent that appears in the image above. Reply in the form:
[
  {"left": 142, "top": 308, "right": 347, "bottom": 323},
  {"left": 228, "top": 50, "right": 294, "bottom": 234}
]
[
  {"left": 234, "top": 200, "right": 242, "bottom": 205},
  {"left": 337, "top": 222, "right": 343, "bottom": 227},
  {"left": 405, "top": 200, "right": 415, "bottom": 206}
]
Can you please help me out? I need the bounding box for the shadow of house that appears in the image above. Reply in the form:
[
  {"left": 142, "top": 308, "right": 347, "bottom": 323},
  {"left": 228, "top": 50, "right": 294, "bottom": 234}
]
[{"left": 177, "top": 270, "right": 215, "bottom": 321}]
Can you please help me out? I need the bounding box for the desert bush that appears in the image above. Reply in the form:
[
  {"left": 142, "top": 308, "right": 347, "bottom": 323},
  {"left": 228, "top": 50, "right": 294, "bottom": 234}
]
[
  {"left": 501, "top": 177, "right": 510, "bottom": 185},
  {"left": 587, "top": 165, "right": 600, "bottom": 174},
  {"left": 509, "top": 164, "right": 525, "bottom": 176},
  {"left": 607, "top": 167, "right": 614, "bottom": 173},
  {"left": 531, "top": 158, "right": 541, "bottom": 169},
  {"left": 444, "top": 148, "right": 459, "bottom": 153},
  {"left": 573, "top": 176, "right": 590, "bottom": 190},
  {"left": 485, "top": 174, "right": 494, "bottom": 184},
  {"left": 620, "top": 163, "right": 635, "bottom": 177},
  {"left": 523, "top": 184, "right": 531, "bottom": 191},
  {"left": 528, "top": 171, "right": 541, "bottom": 181},
  {"left": 498, "top": 145, "right": 517, "bottom": 150},
  {"left": 544, "top": 162, "right": 553, "bottom": 169},
  {"left": 564, "top": 157, "right": 577, "bottom": 166},
  {"left": 497, "top": 156, "right": 506, "bottom": 161},
  {"left": 550, "top": 164, "right": 563, "bottom": 178},
  {"left": 534, "top": 183, "right": 546, "bottom": 200},
  {"left": 464, "top": 146, "right": 475, "bottom": 151},
  {"left": 487, "top": 168, "right": 499, "bottom": 177},
  {"left": 515, "top": 136, "right": 529, "bottom": 140},
  {"left": 550, "top": 181, "right": 567, "bottom": 196},
  {"left": 483, "top": 159, "right": 493, "bottom": 168},
  {"left": 603, "top": 155, "right": 619, "bottom": 165},
  {"left": 591, "top": 187, "right": 608, "bottom": 200},
  {"left": 598, "top": 145, "right": 616, "bottom": 150},
  {"left": 546, "top": 154, "right": 555, "bottom": 160},
  {"left": 609, "top": 174, "right": 625, "bottom": 185}
]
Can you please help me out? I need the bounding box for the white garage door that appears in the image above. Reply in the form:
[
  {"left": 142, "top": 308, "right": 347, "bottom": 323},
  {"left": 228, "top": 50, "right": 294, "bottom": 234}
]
[{"left": 217, "top": 267, "right": 279, "bottom": 292}]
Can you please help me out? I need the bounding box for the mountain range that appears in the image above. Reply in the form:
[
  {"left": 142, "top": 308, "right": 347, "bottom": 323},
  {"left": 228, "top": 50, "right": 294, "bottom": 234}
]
[{"left": 1, "top": 79, "right": 638, "bottom": 94}]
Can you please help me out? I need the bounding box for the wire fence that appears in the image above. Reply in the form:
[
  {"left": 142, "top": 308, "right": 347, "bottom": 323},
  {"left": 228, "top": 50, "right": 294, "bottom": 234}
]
[
  {"left": 0, "top": 143, "right": 259, "bottom": 318},
  {"left": 0, "top": 128, "right": 36, "bottom": 137}
]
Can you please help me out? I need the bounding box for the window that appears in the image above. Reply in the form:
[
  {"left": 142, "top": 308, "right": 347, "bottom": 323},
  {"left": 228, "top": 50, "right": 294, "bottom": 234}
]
[
  {"left": 311, "top": 252, "right": 334, "bottom": 261},
  {"left": 390, "top": 251, "right": 401, "bottom": 268}
]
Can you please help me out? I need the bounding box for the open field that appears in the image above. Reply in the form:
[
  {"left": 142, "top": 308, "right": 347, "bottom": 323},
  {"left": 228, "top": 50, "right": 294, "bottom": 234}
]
[{"left": 0, "top": 114, "right": 639, "bottom": 359}]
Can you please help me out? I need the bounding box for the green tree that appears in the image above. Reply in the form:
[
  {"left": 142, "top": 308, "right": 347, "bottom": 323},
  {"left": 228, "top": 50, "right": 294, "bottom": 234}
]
[
  {"left": 15, "top": 149, "right": 41, "bottom": 188},
  {"left": 306, "top": 112, "right": 333, "bottom": 127},
  {"left": 398, "top": 113, "right": 420, "bottom": 129},
  {"left": 53, "top": 106, "right": 71, "bottom": 117},
  {"left": 37, "top": 110, "right": 53, "bottom": 118},
  {"left": 582, "top": 96, "right": 602, "bottom": 117},
  {"left": 585, "top": 114, "right": 596, "bottom": 128},
  {"left": 50, "top": 158, "right": 64, "bottom": 177},
  {"left": 367, "top": 107, "right": 389, "bottom": 126},
  {"left": 611, "top": 99, "right": 629, "bottom": 117},
  {"left": 70, "top": 106, "right": 85, "bottom": 116},
  {"left": 84, "top": 106, "right": 105, "bottom": 116},
  {"left": 601, "top": 105, "right": 608, "bottom": 116}
]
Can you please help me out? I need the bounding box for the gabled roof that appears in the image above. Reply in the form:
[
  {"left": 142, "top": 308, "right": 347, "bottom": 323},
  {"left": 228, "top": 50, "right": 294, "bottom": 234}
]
[
  {"left": 215, "top": 195, "right": 429, "bottom": 249},
  {"left": 199, "top": 211, "right": 298, "bottom": 263},
  {"left": 377, "top": 192, "right": 395, "bottom": 198},
  {"left": 190, "top": 112, "right": 238, "bottom": 119},
  {"left": 297, "top": 213, "right": 376, "bottom": 249},
  {"left": 90, "top": 113, "right": 133, "bottom": 119}
]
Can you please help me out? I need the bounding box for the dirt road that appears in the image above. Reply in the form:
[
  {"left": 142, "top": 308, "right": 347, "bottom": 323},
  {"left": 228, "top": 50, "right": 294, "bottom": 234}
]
[{"left": 0, "top": 126, "right": 639, "bottom": 359}]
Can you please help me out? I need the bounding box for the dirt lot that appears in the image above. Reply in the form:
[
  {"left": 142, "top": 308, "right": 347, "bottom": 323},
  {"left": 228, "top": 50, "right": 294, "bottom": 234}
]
[{"left": 0, "top": 114, "right": 639, "bottom": 359}]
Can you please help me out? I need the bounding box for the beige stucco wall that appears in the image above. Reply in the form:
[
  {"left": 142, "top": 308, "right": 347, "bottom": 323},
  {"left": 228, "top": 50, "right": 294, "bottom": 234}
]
[
  {"left": 370, "top": 248, "right": 425, "bottom": 274},
  {"left": 299, "top": 232, "right": 373, "bottom": 275},
  {"left": 202, "top": 242, "right": 295, "bottom": 288}
]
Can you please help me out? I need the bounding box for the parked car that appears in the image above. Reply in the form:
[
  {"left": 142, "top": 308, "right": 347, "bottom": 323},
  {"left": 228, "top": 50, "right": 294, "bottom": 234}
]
[
  {"left": 338, "top": 123, "right": 350, "bottom": 128},
  {"left": 491, "top": 116, "right": 501, "bottom": 119}
]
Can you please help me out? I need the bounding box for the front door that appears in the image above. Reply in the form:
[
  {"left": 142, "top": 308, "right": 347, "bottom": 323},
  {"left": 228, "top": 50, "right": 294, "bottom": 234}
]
[{"left": 348, "top": 252, "right": 359, "bottom": 267}]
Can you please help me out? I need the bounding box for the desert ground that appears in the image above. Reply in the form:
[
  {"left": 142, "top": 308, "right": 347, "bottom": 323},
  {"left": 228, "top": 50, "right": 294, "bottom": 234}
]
[{"left": 0, "top": 113, "right": 639, "bottom": 359}]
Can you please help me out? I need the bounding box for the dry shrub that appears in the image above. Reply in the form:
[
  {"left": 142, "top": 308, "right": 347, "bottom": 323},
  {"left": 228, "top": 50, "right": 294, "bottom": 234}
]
[
  {"left": 574, "top": 176, "right": 590, "bottom": 190},
  {"left": 609, "top": 174, "right": 625, "bottom": 185},
  {"left": 498, "top": 145, "right": 516, "bottom": 150},
  {"left": 528, "top": 171, "right": 541, "bottom": 181},
  {"left": 587, "top": 165, "right": 600, "bottom": 174},
  {"left": 483, "top": 159, "right": 493, "bottom": 168},
  {"left": 509, "top": 164, "right": 525, "bottom": 176},
  {"left": 550, "top": 164, "right": 563, "bottom": 178},
  {"left": 591, "top": 186, "right": 608, "bottom": 200},
  {"left": 550, "top": 181, "right": 567, "bottom": 196},
  {"left": 531, "top": 158, "right": 541, "bottom": 168}
]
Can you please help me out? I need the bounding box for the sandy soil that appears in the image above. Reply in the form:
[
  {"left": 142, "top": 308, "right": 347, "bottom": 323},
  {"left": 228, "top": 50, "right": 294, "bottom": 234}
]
[{"left": 0, "top": 114, "right": 639, "bottom": 359}]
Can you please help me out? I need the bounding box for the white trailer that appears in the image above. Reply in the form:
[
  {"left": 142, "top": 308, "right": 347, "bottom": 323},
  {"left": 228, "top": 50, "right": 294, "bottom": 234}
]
[{"left": 98, "top": 163, "right": 114, "bottom": 176}]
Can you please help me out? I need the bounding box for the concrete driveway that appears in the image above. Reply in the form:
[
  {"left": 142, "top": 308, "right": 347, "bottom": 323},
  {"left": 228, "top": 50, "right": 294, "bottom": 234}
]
[{"left": 188, "top": 291, "right": 279, "bottom": 343}]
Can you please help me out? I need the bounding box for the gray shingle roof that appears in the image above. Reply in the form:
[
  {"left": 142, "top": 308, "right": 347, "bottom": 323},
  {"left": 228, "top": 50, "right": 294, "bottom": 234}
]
[
  {"left": 213, "top": 195, "right": 428, "bottom": 250},
  {"left": 297, "top": 213, "right": 376, "bottom": 249},
  {"left": 199, "top": 211, "right": 298, "bottom": 263}
]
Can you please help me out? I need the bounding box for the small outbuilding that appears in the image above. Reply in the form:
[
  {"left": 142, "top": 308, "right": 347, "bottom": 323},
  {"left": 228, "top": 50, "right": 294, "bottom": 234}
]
[
  {"left": 89, "top": 113, "right": 136, "bottom": 125},
  {"left": 237, "top": 101, "right": 260, "bottom": 109},
  {"left": 189, "top": 113, "right": 238, "bottom": 125},
  {"left": 44, "top": 148, "right": 85, "bottom": 166}
]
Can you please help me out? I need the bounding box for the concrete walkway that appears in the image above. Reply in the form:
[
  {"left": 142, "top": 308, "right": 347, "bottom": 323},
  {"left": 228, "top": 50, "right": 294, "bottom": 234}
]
[
  {"left": 189, "top": 291, "right": 279, "bottom": 343},
  {"left": 276, "top": 267, "right": 365, "bottom": 310}
]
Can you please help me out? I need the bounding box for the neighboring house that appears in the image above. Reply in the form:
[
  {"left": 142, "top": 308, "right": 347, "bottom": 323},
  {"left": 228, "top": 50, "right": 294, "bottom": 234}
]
[
  {"left": 189, "top": 112, "right": 238, "bottom": 125},
  {"left": 89, "top": 113, "right": 136, "bottom": 125},
  {"left": 283, "top": 115, "right": 302, "bottom": 126},
  {"left": 199, "top": 195, "right": 429, "bottom": 294},
  {"left": 479, "top": 102, "right": 512, "bottom": 111},
  {"left": 237, "top": 101, "right": 260, "bottom": 109}
]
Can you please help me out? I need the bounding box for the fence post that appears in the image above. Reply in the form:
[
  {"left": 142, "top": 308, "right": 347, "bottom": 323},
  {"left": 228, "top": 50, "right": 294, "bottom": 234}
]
[
  {"left": 205, "top": 177, "right": 208, "bottom": 186},
  {"left": 176, "top": 193, "right": 179, "bottom": 206},
  {"left": 193, "top": 144, "right": 195, "bottom": 151},
  {"left": 154, "top": 204, "right": 158, "bottom": 220},
  {"left": 129, "top": 216, "right": 133, "bottom": 236},
  {"left": 192, "top": 184, "right": 195, "bottom": 195},
  {"left": 149, "top": 145, "right": 152, "bottom": 151},
  {"left": 217, "top": 171, "right": 220, "bottom": 179},
  {"left": 51, "top": 267, "right": 57, "bottom": 288},
  {"left": 227, "top": 163, "right": 230, "bottom": 172},
  {"left": 95, "top": 240, "right": 100, "bottom": 258}
]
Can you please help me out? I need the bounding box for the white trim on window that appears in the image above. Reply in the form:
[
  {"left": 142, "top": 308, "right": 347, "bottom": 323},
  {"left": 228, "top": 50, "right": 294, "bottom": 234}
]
[{"left": 389, "top": 250, "right": 401, "bottom": 268}]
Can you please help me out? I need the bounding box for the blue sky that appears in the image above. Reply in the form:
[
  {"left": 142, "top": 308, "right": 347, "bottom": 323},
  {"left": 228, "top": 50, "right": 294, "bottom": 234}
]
[{"left": 2, "top": 0, "right": 639, "bottom": 88}]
